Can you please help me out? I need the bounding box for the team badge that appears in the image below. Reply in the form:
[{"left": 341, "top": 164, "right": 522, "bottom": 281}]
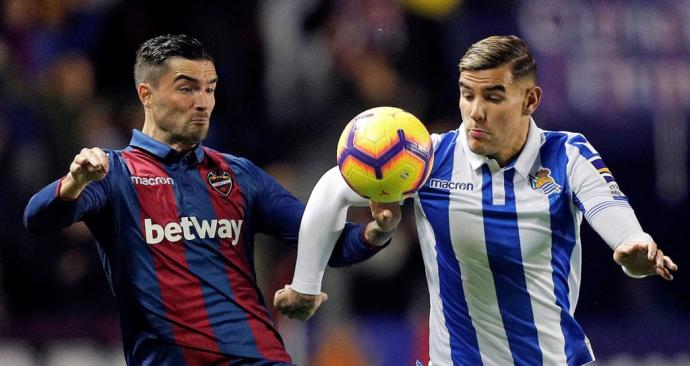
[
  {"left": 207, "top": 170, "right": 233, "bottom": 196},
  {"left": 529, "top": 168, "right": 561, "bottom": 195}
]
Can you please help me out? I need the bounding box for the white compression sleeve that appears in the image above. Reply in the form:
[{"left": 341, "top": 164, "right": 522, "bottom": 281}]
[
  {"left": 585, "top": 204, "right": 645, "bottom": 250},
  {"left": 290, "top": 167, "right": 368, "bottom": 294}
]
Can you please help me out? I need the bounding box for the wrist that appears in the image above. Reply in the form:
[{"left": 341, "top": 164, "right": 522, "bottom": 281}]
[
  {"left": 363, "top": 221, "right": 394, "bottom": 247},
  {"left": 58, "top": 174, "right": 88, "bottom": 201}
]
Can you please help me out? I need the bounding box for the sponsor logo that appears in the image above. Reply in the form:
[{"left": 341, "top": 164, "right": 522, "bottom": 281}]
[
  {"left": 529, "top": 168, "right": 562, "bottom": 195},
  {"left": 131, "top": 176, "right": 174, "bottom": 185},
  {"left": 144, "top": 217, "right": 243, "bottom": 245},
  {"left": 207, "top": 170, "right": 233, "bottom": 196},
  {"left": 428, "top": 178, "right": 474, "bottom": 191}
]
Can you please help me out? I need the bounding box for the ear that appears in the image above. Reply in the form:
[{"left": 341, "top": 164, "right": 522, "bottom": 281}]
[
  {"left": 523, "top": 86, "right": 542, "bottom": 116},
  {"left": 137, "top": 83, "right": 153, "bottom": 107}
]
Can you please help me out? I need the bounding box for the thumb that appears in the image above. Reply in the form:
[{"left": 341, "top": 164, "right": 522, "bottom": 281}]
[{"left": 320, "top": 292, "right": 329, "bottom": 302}]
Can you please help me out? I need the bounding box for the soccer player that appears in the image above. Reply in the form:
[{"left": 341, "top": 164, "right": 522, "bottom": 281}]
[
  {"left": 23, "top": 34, "right": 400, "bottom": 366},
  {"left": 274, "top": 35, "right": 678, "bottom": 365}
]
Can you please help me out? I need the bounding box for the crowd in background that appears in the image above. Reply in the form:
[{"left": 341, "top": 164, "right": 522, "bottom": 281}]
[{"left": 0, "top": 0, "right": 688, "bottom": 365}]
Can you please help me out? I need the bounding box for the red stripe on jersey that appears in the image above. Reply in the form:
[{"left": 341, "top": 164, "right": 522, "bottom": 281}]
[
  {"left": 200, "top": 148, "right": 291, "bottom": 362},
  {"left": 121, "top": 150, "right": 220, "bottom": 359}
]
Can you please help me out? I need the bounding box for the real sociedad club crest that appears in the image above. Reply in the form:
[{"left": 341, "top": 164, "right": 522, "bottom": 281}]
[
  {"left": 529, "top": 168, "right": 561, "bottom": 195},
  {"left": 207, "top": 170, "right": 233, "bottom": 196}
]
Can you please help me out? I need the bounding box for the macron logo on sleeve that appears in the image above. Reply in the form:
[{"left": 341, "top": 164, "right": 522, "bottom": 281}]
[{"left": 144, "top": 217, "right": 243, "bottom": 245}]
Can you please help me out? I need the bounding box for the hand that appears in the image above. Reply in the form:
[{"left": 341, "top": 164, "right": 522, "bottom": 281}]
[
  {"left": 370, "top": 201, "right": 402, "bottom": 232},
  {"left": 614, "top": 241, "right": 678, "bottom": 280},
  {"left": 60, "top": 147, "right": 109, "bottom": 200},
  {"left": 273, "top": 285, "right": 328, "bottom": 321},
  {"left": 364, "top": 201, "right": 401, "bottom": 246}
]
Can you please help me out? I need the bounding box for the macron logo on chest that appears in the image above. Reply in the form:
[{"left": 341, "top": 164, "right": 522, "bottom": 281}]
[
  {"left": 131, "top": 176, "right": 174, "bottom": 186},
  {"left": 144, "top": 217, "right": 243, "bottom": 246}
]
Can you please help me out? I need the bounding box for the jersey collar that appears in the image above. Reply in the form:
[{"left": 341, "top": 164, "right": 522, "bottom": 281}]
[
  {"left": 129, "top": 129, "right": 205, "bottom": 163},
  {"left": 459, "top": 117, "right": 542, "bottom": 178}
]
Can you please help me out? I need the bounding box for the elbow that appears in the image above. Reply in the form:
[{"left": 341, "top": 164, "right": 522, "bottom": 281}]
[
  {"left": 23, "top": 207, "right": 43, "bottom": 234},
  {"left": 23, "top": 200, "right": 51, "bottom": 235}
]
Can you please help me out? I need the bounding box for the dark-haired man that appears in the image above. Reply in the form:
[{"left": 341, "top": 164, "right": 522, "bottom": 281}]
[
  {"left": 24, "top": 34, "right": 400, "bottom": 365},
  {"left": 276, "top": 35, "right": 677, "bottom": 365}
]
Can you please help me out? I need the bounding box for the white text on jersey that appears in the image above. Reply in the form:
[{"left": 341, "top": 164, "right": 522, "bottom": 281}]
[
  {"left": 429, "top": 178, "right": 474, "bottom": 191},
  {"left": 144, "top": 217, "right": 243, "bottom": 245},
  {"left": 131, "top": 176, "right": 174, "bottom": 185}
]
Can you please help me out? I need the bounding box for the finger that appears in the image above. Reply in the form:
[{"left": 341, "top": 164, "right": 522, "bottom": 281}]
[
  {"left": 646, "top": 242, "right": 657, "bottom": 261},
  {"left": 70, "top": 162, "right": 84, "bottom": 173},
  {"left": 93, "top": 148, "right": 109, "bottom": 171},
  {"left": 74, "top": 154, "right": 90, "bottom": 167},
  {"left": 321, "top": 292, "right": 328, "bottom": 302},
  {"left": 378, "top": 209, "right": 392, "bottom": 222},
  {"left": 81, "top": 149, "right": 104, "bottom": 169},
  {"left": 656, "top": 265, "right": 672, "bottom": 281},
  {"left": 654, "top": 249, "right": 665, "bottom": 270},
  {"left": 664, "top": 256, "right": 678, "bottom": 271}
]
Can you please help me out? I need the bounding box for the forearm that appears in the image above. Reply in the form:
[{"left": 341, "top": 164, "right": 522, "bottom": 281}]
[
  {"left": 24, "top": 178, "right": 82, "bottom": 234},
  {"left": 291, "top": 167, "right": 369, "bottom": 295},
  {"left": 585, "top": 203, "right": 644, "bottom": 249}
]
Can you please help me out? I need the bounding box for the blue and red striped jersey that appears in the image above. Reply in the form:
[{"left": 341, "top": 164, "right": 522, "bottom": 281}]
[{"left": 24, "top": 130, "right": 383, "bottom": 365}]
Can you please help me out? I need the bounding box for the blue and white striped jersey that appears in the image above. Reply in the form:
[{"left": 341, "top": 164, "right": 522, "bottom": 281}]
[{"left": 415, "top": 119, "right": 642, "bottom": 366}]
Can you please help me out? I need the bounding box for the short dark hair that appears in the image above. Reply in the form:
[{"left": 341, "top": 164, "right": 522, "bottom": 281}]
[
  {"left": 459, "top": 35, "right": 536, "bottom": 82},
  {"left": 134, "top": 34, "right": 213, "bottom": 87}
]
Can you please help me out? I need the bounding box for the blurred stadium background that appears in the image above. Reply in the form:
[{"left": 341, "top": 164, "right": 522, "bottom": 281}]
[{"left": 1, "top": 0, "right": 688, "bottom": 365}]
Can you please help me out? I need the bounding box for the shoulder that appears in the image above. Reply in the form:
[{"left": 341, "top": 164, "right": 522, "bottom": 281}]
[
  {"left": 539, "top": 129, "right": 598, "bottom": 153},
  {"left": 431, "top": 129, "right": 460, "bottom": 158},
  {"left": 431, "top": 129, "right": 459, "bottom": 149},
  {"left": 202, "top": 147, "right": 259, "bottom": 173}
]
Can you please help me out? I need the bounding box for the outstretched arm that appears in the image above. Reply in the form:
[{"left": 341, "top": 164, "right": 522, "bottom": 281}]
[
  {"left": 274, "top": 167, "right": 400, "bottom": 320},
  {"left": 24, "top": 147, "right": 110, "bottom": 233},
  {"left": 566, "top": 136, "right": 677, "bottom": 280}
]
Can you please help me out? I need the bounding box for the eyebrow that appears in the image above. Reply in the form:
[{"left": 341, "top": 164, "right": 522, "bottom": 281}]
[
  {"left": 459, "top": 81, "right": 506, "bottom": 93},
  {"left": 173, "top": 75, "right": 218, "bottom": 84}
]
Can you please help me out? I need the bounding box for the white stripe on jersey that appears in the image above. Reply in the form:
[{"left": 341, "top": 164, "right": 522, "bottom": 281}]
[{"left": 413, "top": 199, "right": 453, "bottom": 365}]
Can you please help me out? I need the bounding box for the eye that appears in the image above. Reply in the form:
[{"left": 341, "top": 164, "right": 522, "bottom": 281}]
[{"left": 180, "top": 86, "right": 193, "bottom": 93}]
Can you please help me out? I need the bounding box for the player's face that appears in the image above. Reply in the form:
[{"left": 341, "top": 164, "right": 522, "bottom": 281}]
[
  {"left": 147, "top": 58, "right": 217, "bottom": 147},
  {"left": 459, "top": 63, "right": 538, "bottom": 166}
]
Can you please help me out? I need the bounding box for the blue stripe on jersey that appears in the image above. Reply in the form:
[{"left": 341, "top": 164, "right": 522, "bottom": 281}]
[
  {"left": 225, "top": 158, "right": 258, "bottom": 276},
  {"left": 166, "top": 164, "right": 261, "bottom": 358},
  {"left": 420, "top": 131, "right": 481, "bottom": 365},
  {"left": 566, "top": 135, "right": 599, "bottom": 160},
  {"left": 585, "top": 201, "right": 631, "bottom": 222},
  {"left": 541, "top": 132, "right": 593, "bottom": 366},
  {"left": 115, "top": 151, "right": 185, "bottom": 363},
  {"left": 481, "top": 166, "right": 543, "bottom": 366}
]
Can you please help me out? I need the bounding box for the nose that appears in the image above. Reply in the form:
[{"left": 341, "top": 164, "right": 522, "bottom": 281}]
[
  {"left": 195, "top": 92, "right": 209, "bottom": 111},
  {"left": 469, "top": 99, "right": 485, "bottom": 122}
]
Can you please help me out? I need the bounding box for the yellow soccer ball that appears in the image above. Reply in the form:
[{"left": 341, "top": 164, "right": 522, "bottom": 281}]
[{"left": 336, "top": 107, "right": 434, "bottom": 203}]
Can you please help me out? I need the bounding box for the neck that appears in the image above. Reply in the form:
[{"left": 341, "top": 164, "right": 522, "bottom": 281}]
[
  {"left": 493, "top": 118, "right": 530, "bottom": 167},
  {"left": 141, "top": 120, "right": 197, "bottom": 153}
]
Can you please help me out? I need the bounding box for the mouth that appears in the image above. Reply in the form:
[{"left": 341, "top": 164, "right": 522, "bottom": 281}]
[
  {"left": 190, "top": 117, "right": 209, "bottom": 124},
  {"left": 469, "top": 128, "right": 489, "bottom": 139}
]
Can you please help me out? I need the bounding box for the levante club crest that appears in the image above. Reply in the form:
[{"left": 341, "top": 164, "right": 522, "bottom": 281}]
[{"left": 207, "top": 170, "right": 233, "bottom": 196}]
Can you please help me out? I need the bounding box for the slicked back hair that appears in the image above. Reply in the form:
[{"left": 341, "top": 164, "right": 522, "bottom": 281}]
[
  {"left": 134, "top": 34, "right": 213, "bottom": 87},
  {"left": 459, "top": 35, "right": 536, "bottom": 82}
]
